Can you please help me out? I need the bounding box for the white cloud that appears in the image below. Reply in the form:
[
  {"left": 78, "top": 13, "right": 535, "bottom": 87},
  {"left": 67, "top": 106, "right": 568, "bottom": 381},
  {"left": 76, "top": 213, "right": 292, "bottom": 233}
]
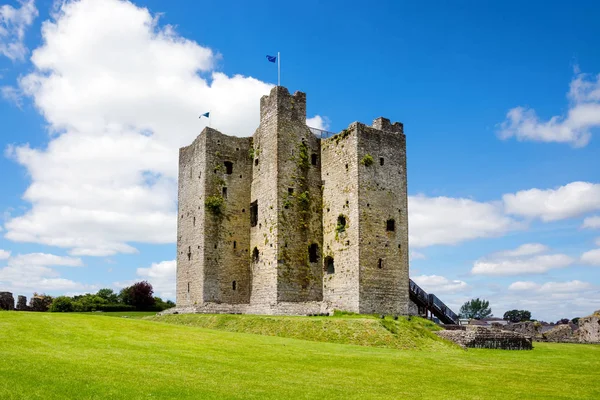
[
  {"left": 596, "top": 237, "right": 600, "bottom": 247},
  {"left": 0, "top": 251, "right": 91, "bottom": 294},
  {"left": 503, "top": 181, "right": 600, "bottom": 222},
  {"left": 472, "top": 244, "right": 573, "bottom": 276},
  {"left": 7, "top": 252, "right": 83, "bottom": 267},
  {"left": 136, "top": 259, "right": 175, "bottom": 299},
  {"left": 497, "top": 70, "right": 600, "bottom": 147},
  {"left": 412, "top": 274, "right": 469, "bottom": 294},
  {"left": 409, "top": 251, "right": 426, "bottom": 261},
  {"left": 408, "top": 195, "right": 520, "bottom": 248},
  {"left": 496, "top": 243, "right": 548, "bottom": 257},
  {"left": 306, "top": 115, "right": 330, "bottom": 131},
  {"left": 0, "top": 249, "right": 10, "bottom": 259},
  {"left": 582, "top": 215, "right": 600, "bottom": 229},
  {"left": 3, "top": 0, "right": 286, "bottom": 256},
  {"left": 0, "top": 0, "right": 38, "bottom": 60},
  {"left": 581, "top": 248, "right": 600, "bottom": 266},
  {"left": 509, "top": 280, "right": 592, "bottom": 293}
]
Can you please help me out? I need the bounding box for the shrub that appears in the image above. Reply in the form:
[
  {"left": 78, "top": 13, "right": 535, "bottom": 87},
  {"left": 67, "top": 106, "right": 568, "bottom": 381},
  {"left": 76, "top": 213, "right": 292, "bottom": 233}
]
[
  {"left": 49, "top": 296, "right": 74, "bottom": 312},
  {"left": 120, "top": 281, "right": 156, "bottom": 311},
  {"left": 361, "top": 154, "right": 374, "bottom": 166},
  {"left": 205, "top": 195, "right": 224, "bottom": 216},
  {"left": 97, "top": 304, "right": 136, "bottom": 312}
]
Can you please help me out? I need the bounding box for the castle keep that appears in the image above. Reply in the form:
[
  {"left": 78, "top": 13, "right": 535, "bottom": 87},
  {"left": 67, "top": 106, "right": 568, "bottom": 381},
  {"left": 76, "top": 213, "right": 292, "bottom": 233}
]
[{"left": 176, "top": 86, "right": 409, "bottom": 315}]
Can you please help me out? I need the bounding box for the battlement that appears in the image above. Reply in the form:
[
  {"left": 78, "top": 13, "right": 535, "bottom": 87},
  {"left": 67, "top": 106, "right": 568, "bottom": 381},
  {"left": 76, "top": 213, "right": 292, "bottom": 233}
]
[
  {"left": 260, "top": 86, "right": 306, "bottom": 123},
  {"left": 372, "top": 117, "right": 404, "bottom": 134}
]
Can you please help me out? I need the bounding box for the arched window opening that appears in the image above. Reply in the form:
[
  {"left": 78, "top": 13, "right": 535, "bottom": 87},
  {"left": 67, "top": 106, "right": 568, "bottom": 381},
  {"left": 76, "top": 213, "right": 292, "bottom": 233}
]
[
  {"left": 233, "top": 241, "right": 237, "bottom": 249},
  {"left": 232, "top": 281, "right": 237, "bottom": 291},
  {"left": 311, "top": 154, "right": 318, "bottom": 165},
  {"left": 325, "top": 256, "right": 335, "bottom": 274},
  {"left": 252, "top": 247, "right": 259, "bottom": 262},
  {"left": 378, "top": 258, "right": 383, "bottom": 269},
  {"left": 222, "top": 187, "right": 228, "bottom": 199},
  {"left": 379, "top": 157, "right": 384, "bottom": 166},
  {"left": 308, "top": 244, "right": 319, "bottom": 263}
]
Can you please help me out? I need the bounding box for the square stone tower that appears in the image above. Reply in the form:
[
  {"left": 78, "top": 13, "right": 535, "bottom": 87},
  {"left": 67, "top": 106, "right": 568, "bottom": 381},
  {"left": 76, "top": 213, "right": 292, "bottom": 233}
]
[{"left": 175, "top": 85, "right": 409, "bottom": 315}]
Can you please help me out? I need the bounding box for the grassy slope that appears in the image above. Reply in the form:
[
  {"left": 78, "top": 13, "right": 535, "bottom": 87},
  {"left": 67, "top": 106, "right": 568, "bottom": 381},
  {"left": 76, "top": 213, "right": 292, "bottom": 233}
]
[
  {"left": 147, "top": 313, "right": 448, "bottom": 350},
  {"left": 0, "top": 312, "right": 598, "bottom": 400}
]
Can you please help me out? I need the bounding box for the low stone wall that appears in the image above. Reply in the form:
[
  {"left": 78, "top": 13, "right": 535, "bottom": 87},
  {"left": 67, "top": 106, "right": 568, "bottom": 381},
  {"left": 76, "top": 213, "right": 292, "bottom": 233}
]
[
  {"left": 161, "top": 301, "right": 330, "bottom": 316},
  {"left": 436, "top": 326, "right": 533, "bottom": 350},
  {"left": 0, "top": 292, "right": 15, "bottom": 310}
]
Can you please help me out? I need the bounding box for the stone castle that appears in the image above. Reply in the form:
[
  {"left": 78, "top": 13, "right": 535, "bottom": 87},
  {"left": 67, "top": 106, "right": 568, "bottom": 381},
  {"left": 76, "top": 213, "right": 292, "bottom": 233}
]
[{"left": 175, "top": 86, "right": 409, "bottom": 315}]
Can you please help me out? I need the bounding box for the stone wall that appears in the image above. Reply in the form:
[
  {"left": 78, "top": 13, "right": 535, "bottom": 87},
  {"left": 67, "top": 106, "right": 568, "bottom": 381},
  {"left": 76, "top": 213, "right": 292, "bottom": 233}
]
[
  {"left": 16, "top": 295, "right": 28, "bottom": 311},
  {"left": 576, "top": 310, "right": 600, "bottom": 343},
  {"left": 436, "top": 326, "right": 533, "bottom": 350},
  {"left": 202, "top": 129, "right": 253, "bottom": 304},
  {"left": 321, "top": 124, "right": 361, "bottom": 312},
  {"left": 357, "top": 120, "right": 408, "bottom": 315},
  {"left": 0, "top": 292, "right": 14, "bottom": 310}
]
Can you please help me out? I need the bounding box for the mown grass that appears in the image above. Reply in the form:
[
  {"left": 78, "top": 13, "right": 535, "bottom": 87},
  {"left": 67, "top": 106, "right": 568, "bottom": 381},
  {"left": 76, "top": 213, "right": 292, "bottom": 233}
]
[
  {"left": 1, "top": 311, "right": 599, "bottom": 399},
  {"left": 147, "top": 313, "right": 447, "bottom": 350},
  {"left": 75, "top": 311, "right": 158, "bottom": 318}
]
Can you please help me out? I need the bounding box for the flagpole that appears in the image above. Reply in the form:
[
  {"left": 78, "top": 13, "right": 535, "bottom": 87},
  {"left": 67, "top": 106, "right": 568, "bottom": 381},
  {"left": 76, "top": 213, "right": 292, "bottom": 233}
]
[{"left": 277, "top": 51, "right": 280, "bottom": 87}]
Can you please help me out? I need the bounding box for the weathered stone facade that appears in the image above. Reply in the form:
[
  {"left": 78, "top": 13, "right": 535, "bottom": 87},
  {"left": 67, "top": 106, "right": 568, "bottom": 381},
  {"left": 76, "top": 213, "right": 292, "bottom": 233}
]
[
  {"left": 175, "top": 86, "right": 409, "bottom": 315},
  {"left": 436, "top": 326, "right": 533, "bottom": 350},
  {"left": 576, "top": 310, "right": 600, "bottom": 343},
  {"left": 0, "top": 292, "right": 15, "bottom": 310}
]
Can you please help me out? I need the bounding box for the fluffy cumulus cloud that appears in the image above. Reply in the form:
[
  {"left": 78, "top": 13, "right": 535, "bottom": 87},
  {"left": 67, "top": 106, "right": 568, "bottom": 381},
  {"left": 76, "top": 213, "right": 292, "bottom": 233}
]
[
  {"left": 0, "top": 0, "right": 38, "bottom": 60},
  {"left": 0, "top": 251, "right": 92, "bottom": 293},
  {"left": 306, "top": 115, "right": 331, "bottom": 131},
  {"left": 136, "top": 259, "right": 175, "bottom": 299},
  {"left": 408, "top": 195, "right": 520, "bottom": 248},
  {"left": 412, "top": 274, "right": 469, "bottom": 294},
  {"left": 503, "top": 181, "right": 600, "bottom": 222},
  {"left": 3, "top": 0, "right": 325, "bottom": 257},
  {"left": 583, "top": 215, "right": 600, "bottom": 229},
  {"left": 497, "top": 69, "right": 600, "bottom": 147},
  {"left": 409, "top": 251, "right": 426, "bottom": 260},
  {"left": 472, "top": 243, "right": 574, "bottom": 276},
  {"left": 581, "top": 248, "right": 600, "bottom": 266}
]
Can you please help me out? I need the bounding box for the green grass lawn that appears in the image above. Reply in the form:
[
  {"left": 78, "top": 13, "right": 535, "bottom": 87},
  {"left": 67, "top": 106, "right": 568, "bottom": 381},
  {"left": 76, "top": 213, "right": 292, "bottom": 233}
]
[
  {"left": 75, "top": 311, "right": 158, "bottom": 318},
  {"left": 1, "top": 311, "right": 599, "bottom": 399}
]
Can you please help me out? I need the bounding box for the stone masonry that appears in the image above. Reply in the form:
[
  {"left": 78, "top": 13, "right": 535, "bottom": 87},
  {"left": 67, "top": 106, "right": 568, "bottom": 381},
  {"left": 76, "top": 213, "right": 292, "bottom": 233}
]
[
  {"left": 0, "top": 292, "right": 15, "bottom": 310},
  {"left": 175, "top": 86, "right": 409, "bottom": 316}
]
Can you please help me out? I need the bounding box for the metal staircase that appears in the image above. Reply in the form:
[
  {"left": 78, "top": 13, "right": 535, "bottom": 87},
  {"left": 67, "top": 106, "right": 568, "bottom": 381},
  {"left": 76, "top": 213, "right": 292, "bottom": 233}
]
[{"left": 409, "top": 279, "right": 459, "bottom": 325}]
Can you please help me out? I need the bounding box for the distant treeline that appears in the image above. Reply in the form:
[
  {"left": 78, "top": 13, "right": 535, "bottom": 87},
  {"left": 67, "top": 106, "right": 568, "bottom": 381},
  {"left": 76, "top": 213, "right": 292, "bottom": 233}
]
[{"left": 43, "top": 281, "right": 174, "bottom": 312}]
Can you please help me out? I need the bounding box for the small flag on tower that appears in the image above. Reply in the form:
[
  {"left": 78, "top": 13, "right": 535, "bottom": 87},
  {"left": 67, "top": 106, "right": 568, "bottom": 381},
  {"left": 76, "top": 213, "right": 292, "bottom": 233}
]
[
  {"left": 266, "top": 55, "right": 277, "bottom": 63},
  {"left": 199, "top": 112, "right": 210, "bottom": 119}
]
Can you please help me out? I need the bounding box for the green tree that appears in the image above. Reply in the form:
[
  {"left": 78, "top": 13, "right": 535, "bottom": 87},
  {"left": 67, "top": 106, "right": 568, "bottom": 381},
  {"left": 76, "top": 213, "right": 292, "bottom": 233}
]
[
  {"left": 120, "top": 281, "right": 156, "bottom": 310},
  {"left": 96, "top": 288, "right": 119, "bottom": 303},
  {"left": 459, "top": 298, "right": 492, "bottom": 320},
  {"left": 503, "top": 309, "right": 531, "bottom": 323},
  {"left": 49, "top": 296, "right": 74, "bottom": 312}
]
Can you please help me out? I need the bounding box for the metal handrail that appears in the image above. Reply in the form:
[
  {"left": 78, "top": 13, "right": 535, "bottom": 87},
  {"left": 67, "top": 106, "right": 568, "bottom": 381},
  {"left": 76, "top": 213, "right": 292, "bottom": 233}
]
[{"left": 307, "top": 126, "right": 337, "bottom": 139}]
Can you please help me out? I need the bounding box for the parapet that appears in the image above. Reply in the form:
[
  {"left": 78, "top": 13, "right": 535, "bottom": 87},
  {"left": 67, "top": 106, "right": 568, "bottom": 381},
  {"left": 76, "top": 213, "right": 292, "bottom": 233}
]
[
  {"left": 260, "top": 86, "right": 306, "bottom": 123},
  {"left": 372, "top": 117, "right": 404, "bottom": 134}
]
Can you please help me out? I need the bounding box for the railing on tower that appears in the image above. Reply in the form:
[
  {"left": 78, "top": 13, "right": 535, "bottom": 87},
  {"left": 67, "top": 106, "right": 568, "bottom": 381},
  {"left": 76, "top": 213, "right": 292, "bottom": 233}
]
[
  {"left": 307, "top": 126, "right": 337, "bottom": 140},
  {"left": 409, "top": 278, "right": 459, "bottom": 325}
]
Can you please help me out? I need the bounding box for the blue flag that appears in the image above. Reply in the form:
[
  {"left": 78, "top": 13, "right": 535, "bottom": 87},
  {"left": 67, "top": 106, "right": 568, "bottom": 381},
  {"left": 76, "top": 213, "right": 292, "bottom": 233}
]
[
  {"left": 266, "top": 55, "right": 277, "bottom": 63},
  {"left": 200, "top": 112, "right": 210, "bottom": 118}
]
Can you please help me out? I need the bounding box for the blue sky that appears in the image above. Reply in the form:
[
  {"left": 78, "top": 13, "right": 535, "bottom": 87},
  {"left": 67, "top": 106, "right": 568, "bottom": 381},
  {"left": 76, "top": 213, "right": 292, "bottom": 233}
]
[{"left": 0, "top": 0, "right": 599, "bottom": 321}]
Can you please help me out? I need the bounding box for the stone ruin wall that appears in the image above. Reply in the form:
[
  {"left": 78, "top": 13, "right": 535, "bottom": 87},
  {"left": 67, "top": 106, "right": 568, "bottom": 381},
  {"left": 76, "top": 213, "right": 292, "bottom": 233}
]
[
  {"left": 436, "top": 326, "right": 533, "bottom": 350},
  {"left": 0, "top": 292, "right": 14, "bottom": 310}
]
